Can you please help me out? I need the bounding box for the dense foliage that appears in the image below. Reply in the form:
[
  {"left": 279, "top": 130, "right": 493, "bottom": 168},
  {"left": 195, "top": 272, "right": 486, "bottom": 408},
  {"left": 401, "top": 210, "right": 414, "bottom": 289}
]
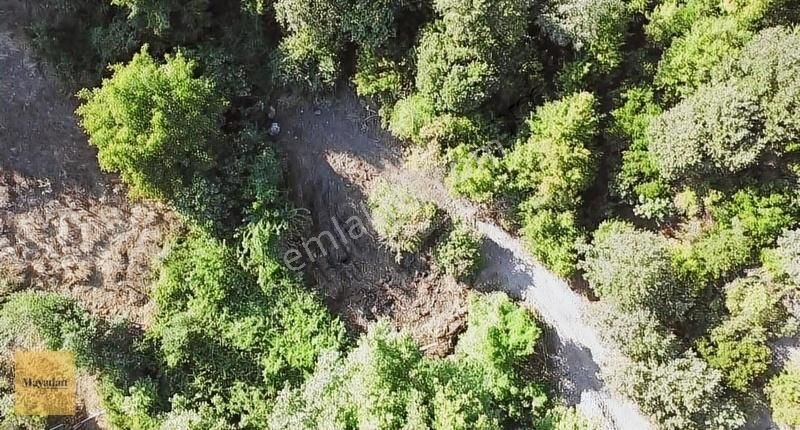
[{"left": 19, "top": 0, "right": 800, "bottom": 428}]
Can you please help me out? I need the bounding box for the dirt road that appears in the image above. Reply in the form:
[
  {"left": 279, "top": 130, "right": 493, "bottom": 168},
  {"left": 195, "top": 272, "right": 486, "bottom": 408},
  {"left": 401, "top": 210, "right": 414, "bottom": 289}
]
[{"left": 277, "top": 93, "right": 653, "bottom": 429}]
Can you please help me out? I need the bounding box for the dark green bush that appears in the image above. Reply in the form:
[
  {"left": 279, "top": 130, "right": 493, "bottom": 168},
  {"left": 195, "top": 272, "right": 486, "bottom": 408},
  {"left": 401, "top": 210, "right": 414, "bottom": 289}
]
[{"left": 434, "top": 223, "right": 483, "bottom": 282}]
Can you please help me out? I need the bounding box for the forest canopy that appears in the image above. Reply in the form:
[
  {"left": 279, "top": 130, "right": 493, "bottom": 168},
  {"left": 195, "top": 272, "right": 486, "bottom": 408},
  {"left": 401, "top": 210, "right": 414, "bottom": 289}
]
[{"left": 4, "top": 0, "right": 800, "bottom": 429}]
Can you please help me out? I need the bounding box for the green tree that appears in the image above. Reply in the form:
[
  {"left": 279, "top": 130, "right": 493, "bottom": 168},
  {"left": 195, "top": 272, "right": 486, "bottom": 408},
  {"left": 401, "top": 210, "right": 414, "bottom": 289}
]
[
  {"left": 272, "top": 0, "right": 406, "bottom": 92},
  {"left": 609, "top": 351, "right": 745, "bottom": 430},
  {"left": 654, "top": 16, "right": 751, "bottom": 99},
  {"left": 269, "top": 293, "right": 546, "bottom": 429},
  {"left": 722, "top": 26, "right": 800, "bottom": 153},
  {"left": 766, "top": 366, "right": 800, "bottom": 428},
  {"left": 77, "top": 47, "right": 225, "bottom": 200},
  {"left": 648, "top": 83, "right": 766, "bottom": 181},
  {"left": 764, "top": 228, "right": 800, "bottom": 285},
  {"left": 519, "top": 208, "right": 583, "bottom": 277},
  {"left": 506, "top": 92, "right": 598, "bottom": 209},
  {"left": 537, "top": 0, "right": 632, "bottom": 70},
  {"left": 582, "top": 221, "right": 689, "bottom": 323},
  {"left": 592, "top": 304, "right": 679, "bottom": 363},
  {"left": 415, "top": 0, "right": 539, "bottom": 113}
]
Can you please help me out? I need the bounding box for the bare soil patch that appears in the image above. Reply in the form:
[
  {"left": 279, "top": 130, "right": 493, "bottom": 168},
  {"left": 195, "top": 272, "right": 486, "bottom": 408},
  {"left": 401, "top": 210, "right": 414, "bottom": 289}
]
[
  {"left": 275, "top": 95, "right": 468, "bottom": 356},
  {"left": 0, "top": 4, "right": 176, "bottom": 326}
]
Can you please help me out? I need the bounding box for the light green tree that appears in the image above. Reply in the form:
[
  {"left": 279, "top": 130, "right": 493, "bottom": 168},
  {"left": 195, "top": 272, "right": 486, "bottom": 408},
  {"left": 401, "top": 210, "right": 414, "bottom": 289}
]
[{"left": 77, "top": 47, "right": 225, "bottom": 200}]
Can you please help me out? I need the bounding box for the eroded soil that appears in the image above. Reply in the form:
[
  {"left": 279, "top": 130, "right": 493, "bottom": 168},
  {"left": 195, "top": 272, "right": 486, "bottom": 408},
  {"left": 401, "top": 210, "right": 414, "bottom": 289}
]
[
  {"left": 276, "top": 95, "right": 469, "bottom": 356},
  {"left": 0, "top": 1, "right": 176, "bottom": 328}
]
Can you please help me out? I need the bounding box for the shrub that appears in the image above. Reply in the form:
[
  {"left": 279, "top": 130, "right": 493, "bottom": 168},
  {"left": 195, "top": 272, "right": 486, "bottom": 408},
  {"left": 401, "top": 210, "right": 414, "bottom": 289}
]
[
  {"left": 766, "top": 366, "right": 800, "bottom": 428},
  {"left": 0, "top": 292, "right": 100, "bottom": 368},
  {"left": 434, "top": 223, "right": 483, "bottom": 282},
  {"left": 445, "top": 145, "right": 506, "bottom": 203},
  {"left": 269, "top": 292, "right": 545, "bottom": 429},
  {"left": 151, "top": 231, "right": 344, "bottom": 418},
  {"left": 353, "top": 51, "right": 404, "bottom": 103},
  {"left": 506, "top": 92, "right": 598, "bottom": 210},
  {"left": 674, "top": 223, "right": 753, "bottom": 287},
  {"left": 612, "top": 88, "right": 673, "bottom": 221},
  {"left": 519, "top": 207, "right": 582, "bottom": 277},
  {"left": 77, "top": 47, "right": 225, "bottom": 200},
  {"left": 645, "top": 0, "right": 717, "bottom": 46},
  {"left": 582, "top": 221, "right": 690, "bottom": 323},
  {"left": 711, "top": 188, "right": 798, "bottom": 248},
  {"left": 419, "top": 115, "right": 485, "bottom": 149},
  {"left": 536, "top": 405, "right": 596, "bottom": 430},
  {"left": 272, "top": 29, "right": 339, "bottom": 93},
  {"left": 368, "top": 181, "right": 441, "bottom": 258},
  {"left": 388, "top": 94, "right": 436, "bottom": 142}
]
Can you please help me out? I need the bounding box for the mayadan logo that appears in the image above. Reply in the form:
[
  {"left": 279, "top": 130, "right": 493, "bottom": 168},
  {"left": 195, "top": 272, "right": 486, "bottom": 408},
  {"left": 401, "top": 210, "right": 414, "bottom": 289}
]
[
  {"left": 14, "top": 351, "right": 76, "bottom": 416},
  {"left": 21, "top": 377, "right": 70, "bottom": 389}
]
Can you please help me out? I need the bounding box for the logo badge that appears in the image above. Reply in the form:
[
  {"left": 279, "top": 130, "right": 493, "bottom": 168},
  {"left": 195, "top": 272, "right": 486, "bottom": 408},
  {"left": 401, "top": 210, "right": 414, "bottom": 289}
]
[{"left": 14, "top": 351, "right": 76, "bottom": 416}]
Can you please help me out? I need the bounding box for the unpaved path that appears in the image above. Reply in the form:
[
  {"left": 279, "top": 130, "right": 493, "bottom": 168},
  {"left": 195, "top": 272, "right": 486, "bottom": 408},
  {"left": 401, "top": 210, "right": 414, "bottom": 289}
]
[{"left": 277, "top": 93, "right": 652, "bottom": 429}]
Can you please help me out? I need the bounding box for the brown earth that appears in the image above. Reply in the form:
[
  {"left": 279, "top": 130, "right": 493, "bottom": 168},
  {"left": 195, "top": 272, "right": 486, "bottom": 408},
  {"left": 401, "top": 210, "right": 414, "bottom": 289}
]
[
  {"left": 275, "top": 95, "right": 469, "bottom": 356},
  {"left": 0, "top": 14, "right": 177, "bottom": 326}
]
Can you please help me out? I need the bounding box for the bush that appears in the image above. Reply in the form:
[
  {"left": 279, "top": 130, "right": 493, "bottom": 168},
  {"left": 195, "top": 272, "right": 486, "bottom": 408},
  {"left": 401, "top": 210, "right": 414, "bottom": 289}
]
[
  {"left": 0, "top": 292, "right": 100, "bottom": 368},
  {"left": 269, "top": 292, "right": 546, "bottom": 429},
  {"left": 645, "top": 0, "right": 717, "bottom": 46},
  {"left": 674, "top": 223, "right": 754, "bottom": 287},
  {"left": 418, "top": 115, "right": 485, "bottom": 149},
  {"left": 506, "top": 92, "right": 598, "bottom": 210},
  {"left": 519, "top": 207, "right": 582, "bottom": 277},
  {"left": 368, "top": 181, "right": 441, "bottom": 258},
  {"left": 151, "top": 230, "right": 344, "bottom": 422},
  {"left": 582, "top": 221, "right": 690, "bottom": 323},
  {"left": 766, "top": 366, "right": 800, "bottom": 428},
  {"left": 537, "top": 0, "right": 632, "bottom": 71},
  {"left": 353, "top": 51, "right": 405, "bottom": 103},
  {"left": 536, "top": 405, "right": 596, "bottom": 430},
  {"left": 445, "top": 145, "right": 507, "bottom": 203},
  {"left": 272, "top": 29, "right": 339, "bottom": 93},
  {"left": 77, "top": 47, "right": 225, "bottom": 200},
  {"left": 435, "top": 223, "right": 483, "bottom": 282},
  {"left": 711, "top": 188, "right": 799, "bottom": 248},
  {"left": 612, "top": 88, "right": 673, "bottom": 221},
  {"left": 654, "top": 16, "right": 751, "bottom": 100},
  {"left": 388, "top": 94, "right": 436, "bottom": 142}
]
